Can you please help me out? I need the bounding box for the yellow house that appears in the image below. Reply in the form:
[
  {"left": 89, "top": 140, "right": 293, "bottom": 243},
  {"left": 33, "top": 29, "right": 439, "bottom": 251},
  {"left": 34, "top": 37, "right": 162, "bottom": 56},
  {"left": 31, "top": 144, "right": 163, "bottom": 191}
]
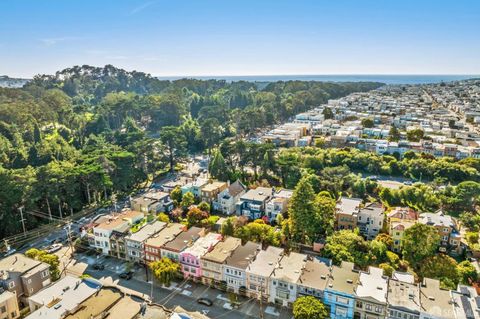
[{"left": 387, "top": 207, "right": 418, "bottom": 252}]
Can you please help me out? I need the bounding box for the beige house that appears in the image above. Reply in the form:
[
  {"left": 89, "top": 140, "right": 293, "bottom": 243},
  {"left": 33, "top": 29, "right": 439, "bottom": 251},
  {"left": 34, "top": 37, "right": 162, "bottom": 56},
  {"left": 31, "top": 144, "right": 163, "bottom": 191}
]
[
  {"left": 201, "top": 181, "right": 228, "bottom": 204},
  {"left": 246, "top": 246, "right": 284, "bottom": 299},
  {"left": 0, "top": 291, "right": 19, "bottom": 319},
  {"left": 201, "top": 237, "right": 241, "bottom": 286},
  {"left": 0, "top": 254, "right": 51, "bottom": 303},
  {"left": 335, "top": 197, "right": 362, "bottom": 231}
]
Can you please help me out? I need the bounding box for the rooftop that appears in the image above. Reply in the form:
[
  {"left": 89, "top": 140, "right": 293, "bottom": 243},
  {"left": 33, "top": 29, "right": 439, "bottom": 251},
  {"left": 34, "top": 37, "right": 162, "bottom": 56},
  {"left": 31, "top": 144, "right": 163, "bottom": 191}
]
[
  {"left": 134, "top": 304, "right": 169, "bottom": 319},
  {"left": 201, "top": 181, "right": 227, "bottom": 192},
  {"left": 247, "top": 246, "right": 284, "bottom": 277},
  {"left": 420, "top": 278, "right": 455, "bottom": 318},
  {"left": 387, "top": 207, "right": 418, "bottom": 221},
  {"left": 225, "top": 241, "right": 260, "bottom": 270},
  {"left": 336, "top": 197, "right": 362, "bottom": 216},
  {"left": 419, "top": 211, "right": 456, "bottom": 228},
  {"left": 387, "top": 278, "right": 421, "bottom": 312},
  {"left": 0, "top": 290, "right": 16, "bottom": 303},
  {"left": 182, "top": 233, "right": 222, "bottom": 258},
  {"left": 63, "top": 287, "right": 122, "bottom": 319},
  {"left": 95, "top": 210, "right": 144, "bottom": 231},
  {"left": 145, "top": 223, "right": 185, "bottom": 248},
  {"left": 355, "top": 267, "right": 388, "bottom": 304},
  {"left": 297, "top": 259, "right": 330, "bottom": 291},
  {"left": 201, "top": 237, "right": 242, "bottom": 263},
  {"left": 0, "top": 254, "right": 46, "bottom": 277},
  {"left": 126, "top": 221, "right": 167, "bottom": 243},
  {"left": 105, "top": 295, "right": 143, "bottom": 319},
  {"left": 25, "top": 276, "right": 101, "bottom": 319},
  {"left": 227, "top": 180, "right": 246, "bottom": 198},
  {"left": 162, "top": 227, "right": 203, "bottom": 252},
  {"left": 240, "top": 187, "right": 273, "bottom": 202},
  {"left": 271, "top": 252, "right": 307, "bottom": 283},
  {"left": 327, "top": 262, "right": 359, "bottom": 295}
]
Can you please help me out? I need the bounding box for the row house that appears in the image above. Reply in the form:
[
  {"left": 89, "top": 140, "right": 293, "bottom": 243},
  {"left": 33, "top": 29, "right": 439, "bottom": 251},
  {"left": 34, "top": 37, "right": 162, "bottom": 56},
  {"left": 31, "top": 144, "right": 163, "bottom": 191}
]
[
  {"left": 144, "top": 223, "right": 186, "bottom": 263},
  {"left": 92, "top": 210, "right": 144, "bottom": 255},
  {"left": 224, "top": 241, "right": 260, "bottom": 294},
  {"left": 109, "top": 226, "right": 130, "bottom": 260},
  {"left": 324, "top": 261, "right": 359, "bottom": 319},
  {"left": 201, "top": 237, "right": 242, "bottom": 286},
  {"left": 0, "top": 255, "right": 51, "bottom": 304},
  {"left": 160, "top": 227, "right": 205, "bottom": 262},
  {"left": 387, "top": 272, "right": 420, "bottom": 319},
  {"left": 213, "top": 180, "right": 247, "bottom": 215},
  {"left": 269, "top": 252, "right": 308, "bottom": 307},
  {"left": 236, "top": 187, "right": 273, "bottom": 220},
  {"left": 180, "top": 233, "right": 222, "bottom": 280},
  {"left": 354, "top": 267, "right": 388, "bottom": 319},
  {"left": 125, "top": 221, "right": 166, "bottom": 264},
  {"left": 246, "top": 246, "right": 284, "bottom": 300},
  {"left": 296, "top": 258, "right": 330, "bottom": 300},
  {"left": 0, "top": 291, "right": 19, "bottom": 319}
]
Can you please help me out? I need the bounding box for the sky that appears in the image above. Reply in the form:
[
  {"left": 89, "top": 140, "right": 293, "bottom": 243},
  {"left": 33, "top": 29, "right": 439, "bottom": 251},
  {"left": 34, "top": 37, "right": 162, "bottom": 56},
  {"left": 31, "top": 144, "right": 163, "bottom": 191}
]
[{"left": 1, "top": 0, "right": 480, "bottom": 78}]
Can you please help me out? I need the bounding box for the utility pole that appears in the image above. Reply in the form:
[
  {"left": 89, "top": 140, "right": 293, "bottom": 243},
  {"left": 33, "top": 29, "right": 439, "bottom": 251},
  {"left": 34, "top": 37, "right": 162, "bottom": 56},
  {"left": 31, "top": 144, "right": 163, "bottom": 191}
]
[
  {"left": 259, "top": 280, "right": 264, "bottom": 319},
  {"left": 66, "top": 222, "right": 74, "bottom": 253},
  {"left": 18, "top": 206, "right": 26, "bottom": 237}
]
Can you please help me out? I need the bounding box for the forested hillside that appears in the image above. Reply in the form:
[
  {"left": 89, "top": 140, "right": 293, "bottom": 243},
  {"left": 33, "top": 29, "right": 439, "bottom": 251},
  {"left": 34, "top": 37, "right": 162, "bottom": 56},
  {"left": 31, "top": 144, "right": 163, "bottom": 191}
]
[{"left": 0, "top": 65, "right": 383, "bottom": 238}]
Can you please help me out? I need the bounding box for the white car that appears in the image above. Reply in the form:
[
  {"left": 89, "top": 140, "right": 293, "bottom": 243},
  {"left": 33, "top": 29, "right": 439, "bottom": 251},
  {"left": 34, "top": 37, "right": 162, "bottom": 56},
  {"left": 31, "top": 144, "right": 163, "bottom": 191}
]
[{"left": 46, "top": 243, "right": 62, "bottom": 254}]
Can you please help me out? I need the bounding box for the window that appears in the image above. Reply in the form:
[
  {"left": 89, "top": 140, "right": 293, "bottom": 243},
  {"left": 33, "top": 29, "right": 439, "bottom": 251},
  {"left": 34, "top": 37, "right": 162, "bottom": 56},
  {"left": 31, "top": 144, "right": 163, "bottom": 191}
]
[
  {"left": 0, "top": 306, "right": 6, "bottom": 313},
  {"left": 28, "top": 278, "right": 32, "bottom": 284},
  {"left": 8, "top": 281, "right": 15, "bottom": 289}
]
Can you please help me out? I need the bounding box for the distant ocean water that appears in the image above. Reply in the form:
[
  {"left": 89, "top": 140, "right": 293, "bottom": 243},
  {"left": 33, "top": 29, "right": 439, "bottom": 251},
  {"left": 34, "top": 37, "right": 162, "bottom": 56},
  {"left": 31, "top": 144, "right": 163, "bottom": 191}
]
[{"left": 157, "top": 74, "right": 479, "bottom": 85}]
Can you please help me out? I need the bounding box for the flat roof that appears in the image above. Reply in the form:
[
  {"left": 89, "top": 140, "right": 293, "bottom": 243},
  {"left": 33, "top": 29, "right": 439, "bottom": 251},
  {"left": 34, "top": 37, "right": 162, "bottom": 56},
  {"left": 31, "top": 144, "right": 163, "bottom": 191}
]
[
  {"left": 134, "top": 304, "right": 169, "bottom": 319},
  {"left": 182, "top": 233, "right": 221, "bottom": 258},
  {"left": 0, "top": 290, "right": 16, "bottom": 303},
  {"left": 201, "top": 181, "right": 227, "bottom": 192},
  {"left": 336, "top": 197, "right": 362, "bottom": 216},
  {"left": 105, "top": 295, "right": 142, "bottom": 319},
  {"left": 247, "top": 246, "right": 284, "bottom": 277},
  {"left": 0, "top": 254, "right": 45, "bottom": 276},
  {"left": 225, "top": 241, "right": 260, "bottom": 270},
  {"left": 355, "top": 267, "right": 388, "bottom": 304},
  {"left": 145, "top": 223, "right": 185, "bottom": 248},
  {"left": 327, "top": 262, "right": 359, "bottom": 295},
  {"left": 25, "top": 276, "right": 101, "bottom": 319},
  {"left": 201, "top": 237, "right": 241, "bottom": 263},
  {"left": 297, "top": 259, "right": 330, "bottom": 291},
  {"left": 387, "top": 278, "right": 421, "bottom": 312},
  {"left": 63, "top": 287, "right": 122, "bottom": 319},
  {"left": 95, "top": 211, "right": 144, "bottom": 230},
  {"left": 126, "top": 221, "right": 166, "bottom": 243},
  {"left": 271, "top": 252, "right": 307, "bottom": 283},
  {"left": 162, "top": 227, "right": 203, "bottom": 252},
  {"left": 420, "top": 278, "right": 454, "bottom": 318},
  {"left": 240, "top": 187, "right": 273, "bottom": 202}
]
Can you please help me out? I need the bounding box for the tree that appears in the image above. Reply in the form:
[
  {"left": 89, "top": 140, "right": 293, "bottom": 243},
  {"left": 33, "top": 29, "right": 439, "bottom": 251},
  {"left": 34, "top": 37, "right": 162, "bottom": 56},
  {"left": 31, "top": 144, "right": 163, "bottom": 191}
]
[
  {"left": 406, "top": 129, "right": 424, "bottom": 142},
  {"left": 388, "top": 125, "right": 401, "bottom": 142},
  {"left": 379, "top": 263, "right": 395, "bottom": 277},
  {"left": 288, "top": 176, "right": 317, "bottom": 243},
  {"left": 186, "top": 206, "right": 209, "bottom": 227},
  {"left": 149, "top": 257, "right": 180, "bottom": 287},
  {"left": 322, "top": 107, "right": 334, "bottom": 120},
  {"left": 419, "top": 254, "right": 459, "bottom": 289},
  {"left": 197, "top": 201, "right": 210, "bottom": 212},
  {"left": 209, "top": 149, "right": 229, "bottom": 181},
  {"left": 293, "top": 296, "right": 328, "bottom": 319},
  {"left": 180, "top": 191, "right": 195, "bottom": 210},
  {"left": 157, "top": 213, "right": 170, "bottom": 223},
  {"left": 25, "top": 248, "right": 60, "bottom": 281},
  {"left": 170, "top": 186, "right": 183, "bottom": 205},
  {"left": 159, "top": 126, "right": 187, "bottom": 172},
  {"left": 221, "top": 217, "right": 235, "bottom": 236},
  {"left": 361, "top": 118, "right": 374, "bottom": 128},
  {"left": 322, "top": 230, "right": 370, "bottom": 267},
  {"left": 457, "top": 260, "right": 478, "bottom": 284},
  {"left": 402, "top": 224, "right": 440, "bottom": 268}
]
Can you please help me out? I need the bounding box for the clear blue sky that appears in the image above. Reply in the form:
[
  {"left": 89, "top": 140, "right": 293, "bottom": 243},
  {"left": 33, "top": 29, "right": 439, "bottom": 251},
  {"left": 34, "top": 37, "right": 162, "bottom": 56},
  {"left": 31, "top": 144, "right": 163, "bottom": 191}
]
[{"left": 1, "top": 0, "right": 479, "bottom": 77}]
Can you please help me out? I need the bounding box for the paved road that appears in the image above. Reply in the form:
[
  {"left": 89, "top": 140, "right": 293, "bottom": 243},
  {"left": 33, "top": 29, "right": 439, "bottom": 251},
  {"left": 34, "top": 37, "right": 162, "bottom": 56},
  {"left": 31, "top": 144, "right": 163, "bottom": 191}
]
[{"left": 74, "top": 254, "right": 291, "bottom": 319}]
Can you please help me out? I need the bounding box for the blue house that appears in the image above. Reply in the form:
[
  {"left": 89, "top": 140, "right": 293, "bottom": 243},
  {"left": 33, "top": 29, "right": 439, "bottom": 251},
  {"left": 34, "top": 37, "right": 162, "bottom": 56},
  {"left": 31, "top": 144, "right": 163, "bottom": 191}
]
[
  {"left": 323, "top": 261, "right": 359, "bottom": 319},
  {"left": 235, "top": 187, "right": 273, "bottom": 220}
]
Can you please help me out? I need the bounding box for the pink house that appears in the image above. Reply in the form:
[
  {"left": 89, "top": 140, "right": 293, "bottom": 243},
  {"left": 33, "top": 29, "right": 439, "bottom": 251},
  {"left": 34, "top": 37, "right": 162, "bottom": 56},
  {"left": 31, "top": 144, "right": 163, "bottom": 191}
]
[{"left": 180, "top": 233, "right": 222, "bottom": 279}]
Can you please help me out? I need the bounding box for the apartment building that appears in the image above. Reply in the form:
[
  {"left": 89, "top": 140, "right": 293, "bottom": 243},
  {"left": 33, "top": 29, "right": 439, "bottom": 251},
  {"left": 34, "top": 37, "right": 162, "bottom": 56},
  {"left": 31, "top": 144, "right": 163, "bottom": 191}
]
[
  {"left": 450, "top": 285, "right": 480, "bottom": 319},
  {"left": 0, "top": 254, "right": 51, "bottom": 303},
  {"left": 246, "top": 246, "right": 284, "bottom": 299},
  {"left": 109, "top": 226, "right": 130, "bottom": 260},
  {"left": 324, "top": 261, "right": 359, "bottom": 319},
  {"left": 144, "top": 223, "right": 185, "bottom": 263},
  {"left": 130, "top": 191, "right": 174, "bottom": 213},
  {"left": 180, "top": 233, "right": 222, "bottom": 280},
  {"left": 201, "top": 237, "right": 241, "bottom": 286},
  {"left": 418, "top": 211, "right": 462, "bottom": 253},
  {"left": 269, "top": 252, "right": 307, "bottom": 307},
  {"left": 0, "top": 291, "right": 19, "bottom": 319},
  {"left": 265, "top": 189, "right": 293, "bottom": 223},
  {"left": 213, "top": 180, "right": 246, "bottom": 215},
  {"left": 125, "top": 221, "right": 166, "bottom": 263},
  {"left": 354, "top": 267, "right": 388, "bottom": 319},
  {"left": 224, "top": 241, "right": 260, "bottom": 294},
  {"left": 357, "top": 202, "right": 385, "bottom": 240},
  {"left": 335, "top": 197, "right": 362, "bottom": 230}
]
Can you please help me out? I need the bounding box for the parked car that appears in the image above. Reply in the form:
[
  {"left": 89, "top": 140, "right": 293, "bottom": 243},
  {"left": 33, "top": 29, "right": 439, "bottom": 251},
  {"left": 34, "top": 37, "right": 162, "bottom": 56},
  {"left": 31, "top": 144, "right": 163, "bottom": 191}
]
[
  {"left": 3, "top": 248, "right": 17, "bottom": 257},
  {"left": 46, "top": 243, "right": 62, "bottom": 254},
  {"left": 197, "top": 298, "right": 213, "bottom": 306},
  {"left": 93, "top": 263, "right": 105, "bottom": 270},
  {"left": 119, "top": 271, "right": 133, "bottom": 280}
]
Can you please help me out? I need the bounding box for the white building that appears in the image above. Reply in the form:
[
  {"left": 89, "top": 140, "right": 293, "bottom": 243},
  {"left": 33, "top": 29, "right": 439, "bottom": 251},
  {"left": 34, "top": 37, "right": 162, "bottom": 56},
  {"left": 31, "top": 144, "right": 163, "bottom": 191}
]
[{"left": 224, "top": 241, "right": 260, "bottom": 293}]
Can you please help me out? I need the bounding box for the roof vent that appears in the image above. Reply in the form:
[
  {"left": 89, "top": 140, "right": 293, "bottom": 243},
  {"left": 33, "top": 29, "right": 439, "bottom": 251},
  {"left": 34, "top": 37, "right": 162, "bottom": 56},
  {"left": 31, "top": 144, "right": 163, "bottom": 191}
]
[
  {"left": 428, "top": 296, "right": 435, "bottom": 301},
  {"left": 321, "top": 275, "right": 326, "bottom": 280},
  {"left": 347, "top": 279, "right": 353, "bottom": 284}
]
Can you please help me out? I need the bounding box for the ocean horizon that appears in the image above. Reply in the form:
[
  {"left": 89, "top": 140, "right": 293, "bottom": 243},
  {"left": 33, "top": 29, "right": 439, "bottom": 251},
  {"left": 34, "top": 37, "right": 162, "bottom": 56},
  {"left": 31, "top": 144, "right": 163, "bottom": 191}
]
[{"left": 156, "top": 74, "right": 479, "bottom": 85}]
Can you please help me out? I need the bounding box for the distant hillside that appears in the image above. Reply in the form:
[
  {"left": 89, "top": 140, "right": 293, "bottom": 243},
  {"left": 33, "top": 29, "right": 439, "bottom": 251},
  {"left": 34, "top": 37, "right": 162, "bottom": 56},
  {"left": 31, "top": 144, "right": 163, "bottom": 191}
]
[{"left": 0, "top": 75, "right": 30, "bottom": 88}]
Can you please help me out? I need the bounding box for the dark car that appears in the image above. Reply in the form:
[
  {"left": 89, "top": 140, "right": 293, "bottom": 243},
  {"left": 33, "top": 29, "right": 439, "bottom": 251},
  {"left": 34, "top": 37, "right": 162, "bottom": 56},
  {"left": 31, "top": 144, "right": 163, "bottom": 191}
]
[
  {"left": 119, "top": 271, "right": 133, "bottom": 280},
  {"left": 93, "top": 263, "right": 105, "bottom": 270},
  {"left": 197, "top": 298, "right": 213, "bottom": 307}
]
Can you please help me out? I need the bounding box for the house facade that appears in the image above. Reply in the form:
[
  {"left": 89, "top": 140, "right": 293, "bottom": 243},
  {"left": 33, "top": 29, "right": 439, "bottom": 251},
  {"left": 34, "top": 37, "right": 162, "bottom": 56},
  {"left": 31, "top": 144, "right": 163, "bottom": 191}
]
[
  {"left": 0, "top": 291, "right": 19, "bottom": 319},
  {"left": 246, "top": 246, "right": 284, "bottom": 300},
  {"left": 213, "top": 181, "right": 246, "bottom": 215},
  {"left": 354, "top": 267, "right": 388, "bottom": 319},
  {"left": 335, "top": 197, "right": 362, "bottom": 230},
  {"left": 324, "top": 261, "right": 359, "bottom": 319},
  {"left": 224, "top": 241, "right": 260, "bottom": 294},
  {"left": 235, "top": 187, "right": 273, "bottom": 220},
  {"left": 125, "top": 221, "right": 166, "bottom": 264},
  {"left": 201, "top": 237, "right": 241, "bottom": 286},
  {"left": 144, "top": 223, "right": 185, "bottom": 263},
  {"left": 179, "top": 233, "right": 222, "bottom": 280},
  {"left": 160, "top": 227, "right": 204, "bottom": 262}
]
